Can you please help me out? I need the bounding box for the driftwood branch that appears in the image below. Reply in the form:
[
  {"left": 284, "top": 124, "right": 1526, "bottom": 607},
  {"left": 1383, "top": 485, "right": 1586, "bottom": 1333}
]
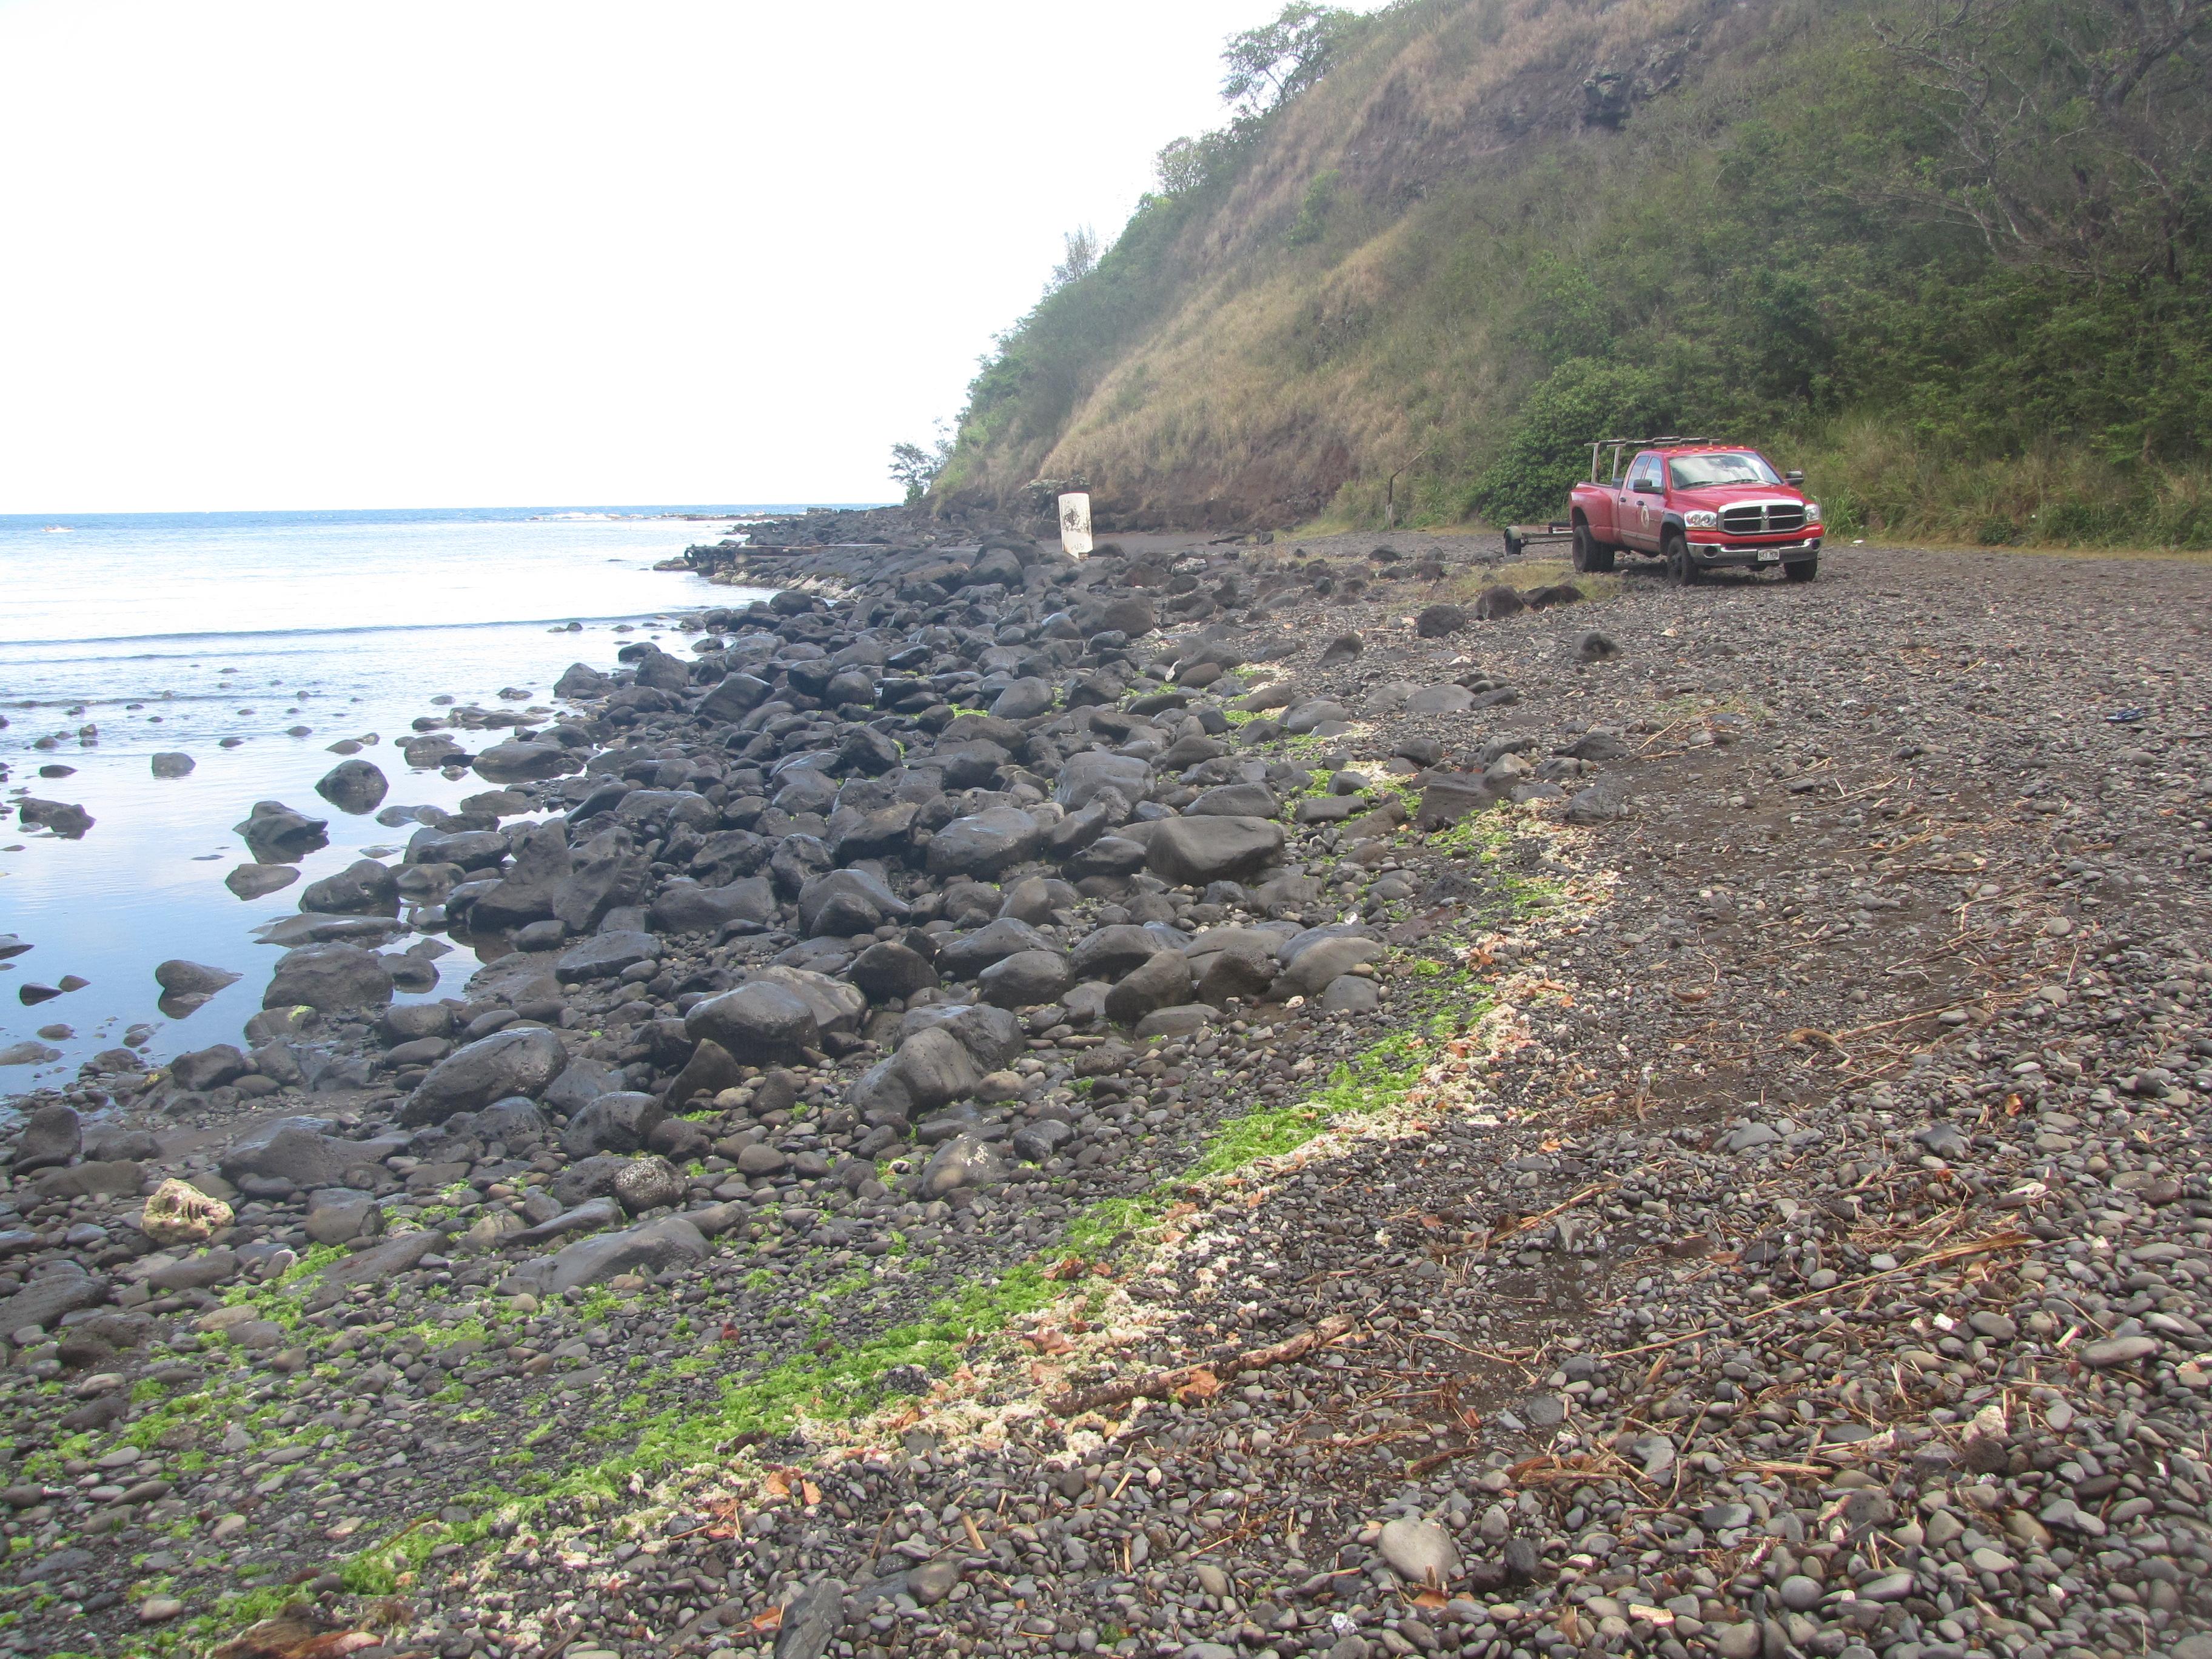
[{"left": 1048, "top": 1315, "right": 1356, "bottom": 1416}]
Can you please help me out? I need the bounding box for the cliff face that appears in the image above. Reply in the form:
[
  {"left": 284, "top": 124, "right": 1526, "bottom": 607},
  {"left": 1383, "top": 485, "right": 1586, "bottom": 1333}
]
[
  {"left": 936, "top": 0, "right": 2212, "bottom": 548},
  {"left": 937, "top": 0, "right": 1797, "bottom": 529}
]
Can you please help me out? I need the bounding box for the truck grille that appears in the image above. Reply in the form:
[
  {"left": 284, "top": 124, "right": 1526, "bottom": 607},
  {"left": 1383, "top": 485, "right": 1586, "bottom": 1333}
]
[{"left": 1720, "top": 503, "right": 1806, "bottom": 535}]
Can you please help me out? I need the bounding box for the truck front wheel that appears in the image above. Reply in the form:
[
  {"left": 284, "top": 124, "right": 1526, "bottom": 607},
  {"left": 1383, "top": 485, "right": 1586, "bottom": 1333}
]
[
  {"left": 1784, "top": 556, "right": 1818, "bottom": 582},
  {"left": 1663, "top": 529, "right": 1697, "bottom": 586},
  {"left": 1572, "top": 521, "right": 1614, "bottom": 574}
]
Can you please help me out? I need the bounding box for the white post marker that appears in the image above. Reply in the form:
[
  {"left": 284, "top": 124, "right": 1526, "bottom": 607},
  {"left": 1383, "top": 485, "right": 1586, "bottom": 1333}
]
[{"left": 1057, "top": 492, "right": 1093, "bottom": 558}]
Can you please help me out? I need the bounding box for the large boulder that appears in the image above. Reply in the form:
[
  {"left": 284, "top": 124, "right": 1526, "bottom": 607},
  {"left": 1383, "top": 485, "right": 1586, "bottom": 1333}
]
[
  {"left": 925, "top": 806, "right": 1044, "bottom": 878},
  {"left": 263, "top": 943, "right": 393, "bottom": 1012},
  {"left": 897, "top": 1001, "right": 1024, "bottom": 1071},
  {"left": 401, "top": 1027, "right": 568, "bottom": 1125},
  {"left": 306, "top": 1228, "right": 446, "bottom": 1304},
  {"left": 551, "top": 1156, "right": 632, "bottom": 1209},
  {"left": 169, "top": 1044, "right": 250, "bottom": 1092},
  {"left": 979, "top": 950, "right": 1071, "bottom": 1009},
  {"left": 696, "top": 672, "right": 772, "bottom": 723},
  {"left": 468, "top": 821, "right": 572, "bottom": 931},
  {"left": 407, "top": 827, "right": 509, "bottom": 870},
  {"left": 611, "top": 1156, "right": 686, "bottom": 1215},
  {"left": 299, "top": 859, "right": 400, "bottom": 918},
  {"left": 303, "top": 1189, "right": 384, "bottom": 1245},
  {"left": 477, "top": 1097, "right": 551, "bottom": 1147},
  {"left": 932, "top": 740, "right": 1010, "bottom": 790},
  {"left": 225, "top": 863, "right": 300, "bottom": 900},
  {"left": 1186, "top": 783, "right": 1279, "bottom": 817},
  {"left": 1056, "top": 752, "right": 1150, "bottom": 811},
  {"left": 35, "top": 1160, "right": 143, "bottom": 1199},
  {"left": 1104, "top": 950, "right": 1193, "bottom": 1027},
  {"left": 235, "top": 800, "right": 329, "bottom": 862},
  {"left": 750, "top": 965, "right": 867, "bottom": 1036},
  {"left": 1275, "top": 930, "right": 1382, "bottom": 997},
  {"left": 12, "top": 1105, "right": 81, "bottom": 1173},
  {"left": 796, "top": 868, "right": 908, "bottom": 939},
  {"left": 848, "top": 941, "right": 939, "bottom": 1003},
  {"left": 523, "top": 1215, "right": 707, "bottom": 1295},
  {"left": 630, "top": 646, "right": 691, "bottom": 692},
  {"left": 552, "top": 826, "right": 649, "bottom": 934},
  {"left": 827, "top": 802, "right": 917, "bottom": 862},
  {"left": 154, "top": 960, "right": 240, "bottom": 999},
  {"left": 472, "top": 741, "right": 577, "bottom": 784},
  {"left": 935, "top": 917, "right": 1053, "bottom": 979},
  {"left": 553, "top": 930, "right": 660, "bottom": 984},
  {"left": 991, "top": 677, "right": 1053, "bottom": 720},
  {"left": 1414, "top": 773, "right": 1504, "bottom": 830},
  {"left": 1069, "top": 924, "right": 1169, "bottom": 981},
  {"left": 1414, "top": 604, "right": 1469, "bottom": 638},
  {"left": 18, "top": 799, "right": 94, "bottom": 839},
  {"left": 554, "top": 662, "right": 610, "bottom": 697},
  {"left": 545, "top": 1058, "right": 626, "bottom": 1114},
  {"left": 313, "top": 759, "right": 389, "bottom": 814},
  {"left": 1143, "top": 816, "right": 1284, "bottom": 886},
  {"left": 683, "top": 982, "right": 819, "bottom": 1063},
  {"left": 662, "top": 1038, "right": 745, "bottom": 1110},
  {"left": 839, "top": 726, "right": 903, "bottom": 777},
  {"left": 1187, "top": 927, "right": 1286, "bottom": 1005},
  {"left": 648, "top": 877, "right": 774, "bottom": 936},
  {"left": 0, "top": 1268, "right": 106, "bottom": 1341},
  {"left": 845, "top": 1027, "right": 980, "bottom": 1124},
  {"left": 563, "top": 1093, "right": 667, "bottom": 1159},
  {"left": 913, "top": 1134, "right": 1011, "bottom": 1199},
  {"left": 220, "top": 1120, "right": 375, "bottom": 1189}
]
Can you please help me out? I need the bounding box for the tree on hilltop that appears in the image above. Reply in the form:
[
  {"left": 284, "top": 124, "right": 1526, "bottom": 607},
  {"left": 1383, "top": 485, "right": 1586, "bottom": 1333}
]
[{"left": 1221, "top": 2, "right": 1356, "bottom": 119}]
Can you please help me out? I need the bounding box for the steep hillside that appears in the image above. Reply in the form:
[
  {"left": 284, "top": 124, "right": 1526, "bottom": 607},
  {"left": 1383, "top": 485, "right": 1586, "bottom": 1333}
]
[{"left": 934, "top": 0, "right": 2212, "bottom": 546}]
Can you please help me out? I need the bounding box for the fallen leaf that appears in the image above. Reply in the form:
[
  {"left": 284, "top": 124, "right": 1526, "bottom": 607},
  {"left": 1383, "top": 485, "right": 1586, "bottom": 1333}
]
[
  {"left": 750, "top": 1606, "right": 785, "bottom": 1635},
  {"left": 1021, "top": 1330, "right": 1076, "bottom": 1355},
  {"left": 802, "top": 1479, "right": 822, "bottom": 1507},
  {"left": 1175, "top": 1367, "right": 1222, "bottom": 1404}
]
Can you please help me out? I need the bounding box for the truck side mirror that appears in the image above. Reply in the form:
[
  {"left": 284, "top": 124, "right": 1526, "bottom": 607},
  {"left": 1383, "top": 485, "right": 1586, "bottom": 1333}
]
[
  {"left": 1633, "top": 478, "right": 1661, "bottom": 494},
  {"left": 1786, "top": 469, "right": 1804, "bottom": 486}
]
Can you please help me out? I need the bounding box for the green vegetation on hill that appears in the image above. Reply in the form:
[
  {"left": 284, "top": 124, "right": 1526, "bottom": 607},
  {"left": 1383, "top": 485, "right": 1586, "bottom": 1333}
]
[{"left": 934, "top": 0, "right": 2212, "bottom": 548}]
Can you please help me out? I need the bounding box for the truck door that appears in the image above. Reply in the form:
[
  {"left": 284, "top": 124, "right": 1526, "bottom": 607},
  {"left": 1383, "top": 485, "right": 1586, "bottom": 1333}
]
[{"left": 1621, "top": 451, "right": 1663, "bottom": 552}]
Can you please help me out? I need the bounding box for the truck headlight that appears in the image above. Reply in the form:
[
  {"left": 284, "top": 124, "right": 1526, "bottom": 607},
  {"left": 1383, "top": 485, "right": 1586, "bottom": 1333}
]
[
  {"left": 1804, "top": 501, "right": 1821, "bottom": 523},
  {"left": 1683, "top": 510, "right": 1718, "bottom": 529}
]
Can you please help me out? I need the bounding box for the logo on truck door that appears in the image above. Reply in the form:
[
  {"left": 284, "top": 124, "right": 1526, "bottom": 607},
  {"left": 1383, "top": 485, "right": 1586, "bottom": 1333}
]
[{"left": 1629, "top": 454, "right": 1661, "bottom": 541}]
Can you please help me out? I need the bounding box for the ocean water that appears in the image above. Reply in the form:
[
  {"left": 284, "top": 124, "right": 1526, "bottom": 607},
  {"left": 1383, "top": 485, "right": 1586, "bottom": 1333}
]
[{"left": 0, "top": 506, "right": 798, "bottom": 1088}]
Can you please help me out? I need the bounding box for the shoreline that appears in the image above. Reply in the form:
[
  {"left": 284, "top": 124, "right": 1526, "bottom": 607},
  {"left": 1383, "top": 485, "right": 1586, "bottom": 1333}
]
[{"left": 0, "top": 515, "right": 2206, "bottom": 1659}]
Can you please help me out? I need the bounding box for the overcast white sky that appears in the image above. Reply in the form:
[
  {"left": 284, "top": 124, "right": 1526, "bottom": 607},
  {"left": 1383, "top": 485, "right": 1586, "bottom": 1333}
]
[{"left": 0, "top": 0, "right": 1275, "bottom": 514}]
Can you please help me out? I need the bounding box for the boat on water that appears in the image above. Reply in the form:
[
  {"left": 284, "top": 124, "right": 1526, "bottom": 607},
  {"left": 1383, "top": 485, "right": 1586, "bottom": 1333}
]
[{"left": 42, "top": 526, "right": 72, "bottom": 533}]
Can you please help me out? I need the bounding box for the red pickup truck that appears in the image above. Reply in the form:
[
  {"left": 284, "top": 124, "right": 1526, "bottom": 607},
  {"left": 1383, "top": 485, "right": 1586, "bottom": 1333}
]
[{"left": 1569, "top": 439, "right": 1823, "bottom": 583}]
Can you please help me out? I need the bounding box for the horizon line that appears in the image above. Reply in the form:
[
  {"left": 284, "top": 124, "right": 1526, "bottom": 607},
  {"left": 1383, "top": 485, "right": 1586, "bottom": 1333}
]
[{"left": 0, "top": 500, "right": 900, "bottom": 521}]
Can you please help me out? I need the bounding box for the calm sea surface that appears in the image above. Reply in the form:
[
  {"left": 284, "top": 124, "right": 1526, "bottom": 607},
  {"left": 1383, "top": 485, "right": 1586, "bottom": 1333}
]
[{"left": 0, "top": 506, "right": 802, "bottom": 1085}]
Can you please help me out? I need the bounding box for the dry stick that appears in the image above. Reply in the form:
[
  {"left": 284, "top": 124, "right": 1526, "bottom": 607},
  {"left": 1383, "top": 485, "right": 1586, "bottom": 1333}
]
[
  {"left": 1484, "top": 1181, "right": 1618, "bottom": 1247},
  {"left": 1047, "top": 1315, "right": 1357, "bottom": 1417}
]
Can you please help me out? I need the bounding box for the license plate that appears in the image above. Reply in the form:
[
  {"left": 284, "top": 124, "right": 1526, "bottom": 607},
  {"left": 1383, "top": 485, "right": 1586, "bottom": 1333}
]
[{"left": 1757, "top": 549, "right": 1781, "bottom": 562}]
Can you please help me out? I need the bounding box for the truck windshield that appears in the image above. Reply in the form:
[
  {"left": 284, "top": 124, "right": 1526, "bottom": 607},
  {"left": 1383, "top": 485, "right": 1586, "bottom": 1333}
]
[{"left": 1668, "top": 452, "right": 1780, "bottom": 488}]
